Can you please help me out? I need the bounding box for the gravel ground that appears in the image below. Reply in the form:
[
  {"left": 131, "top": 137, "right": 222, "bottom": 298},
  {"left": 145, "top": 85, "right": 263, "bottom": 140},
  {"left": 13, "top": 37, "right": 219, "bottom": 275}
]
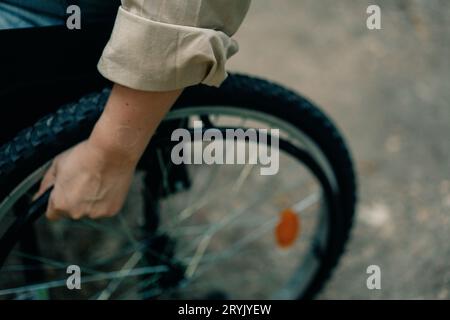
[{"left": 228, "top": 0, "right": 450, "bottom": 299}]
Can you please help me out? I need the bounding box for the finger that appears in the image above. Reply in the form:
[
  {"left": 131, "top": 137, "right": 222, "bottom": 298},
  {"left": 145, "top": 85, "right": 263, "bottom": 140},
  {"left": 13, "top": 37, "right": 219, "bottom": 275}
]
[
  {"left": 45, "top": 193, "right": 65, "bottom": 222},
  {"left": 33, "top": 162, "right": 57, "bottom": 201}
]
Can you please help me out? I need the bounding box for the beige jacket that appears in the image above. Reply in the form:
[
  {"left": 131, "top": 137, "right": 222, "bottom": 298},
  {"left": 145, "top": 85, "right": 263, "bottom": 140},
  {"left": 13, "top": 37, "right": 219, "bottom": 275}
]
[{"left": 97, "top": 0, "right": 251, "bottom": 92}]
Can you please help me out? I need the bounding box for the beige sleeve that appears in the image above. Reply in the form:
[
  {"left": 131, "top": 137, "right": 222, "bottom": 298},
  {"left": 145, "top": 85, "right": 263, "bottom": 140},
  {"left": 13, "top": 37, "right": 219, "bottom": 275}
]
[{"left": 97, "top": 0, "right": 251, "bottom": 92}]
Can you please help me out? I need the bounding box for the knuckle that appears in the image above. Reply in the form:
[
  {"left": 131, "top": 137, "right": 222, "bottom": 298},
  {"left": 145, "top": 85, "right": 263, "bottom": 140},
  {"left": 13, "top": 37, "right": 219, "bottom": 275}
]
[
  {"left": 95, "top": 209, "right": 117, "bottom": 219},
  {"left": 69, "top": 209, "right": 84, "bottom": 220},
  {"left": 52, "top": 202, "right": 66, "bottom": 212},
  {"left": 88, "top": 211, "right": 101, "bottom": 219},
  {"left": 88, "top": 207, "right": 107, "bottom": 219},
  {"left": 89, "top": 206, "right": 119, "bottom": 219},
  {"left": 71, "top": 213, "right": 84, "bottom": 220},
  {"left": 50, "top": 194, "right": 66, "bottom": 212},
  {"left": 110, "top": 203, "right": 123, "bottom": 216}
]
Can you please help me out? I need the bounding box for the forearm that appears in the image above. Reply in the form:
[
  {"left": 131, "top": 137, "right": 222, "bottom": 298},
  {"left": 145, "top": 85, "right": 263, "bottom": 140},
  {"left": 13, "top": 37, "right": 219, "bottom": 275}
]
[{"left": 89, "top": 83, "right": 183, "bottom": 165}]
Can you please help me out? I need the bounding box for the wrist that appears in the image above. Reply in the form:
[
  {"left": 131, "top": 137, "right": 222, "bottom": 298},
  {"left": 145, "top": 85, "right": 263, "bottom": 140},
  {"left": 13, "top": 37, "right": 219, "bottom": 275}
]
[
  {"left": 85, "top": 83, "right": 181, "bottom": 169},
  {"left": 87, "top": 120, "right": 142, "bottom": 168}
]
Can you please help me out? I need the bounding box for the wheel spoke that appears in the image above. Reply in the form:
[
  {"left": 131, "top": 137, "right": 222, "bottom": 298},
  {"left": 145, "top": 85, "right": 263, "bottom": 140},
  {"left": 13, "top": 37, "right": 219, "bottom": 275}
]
[
  {"left": 184, "top": 193, "right": 320, "bottom": 279},
  {"left": 179, "top": 178, "right": 310, "bottom": 259},
  {"left": 9, "top": 250, "right": 100, "bottom": 275},
  {"left": 173, "top": 165, "right": 222, "bottom": 223},
  {"left": 94, "top": 214, "right": 145, "bottom": 300},
  {"left": 230, "top": 151, "right": 257, "bottom": 195},
  {"left": 0, "top": 265, "right": 168, "bottom": 297},
  {"left": 96, "top": 251, "right": 143, "bottom": 300}
]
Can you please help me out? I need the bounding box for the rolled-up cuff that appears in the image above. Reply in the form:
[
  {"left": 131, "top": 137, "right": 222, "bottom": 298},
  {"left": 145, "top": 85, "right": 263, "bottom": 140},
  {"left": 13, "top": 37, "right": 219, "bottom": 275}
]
[{"left": 97, "top": 6, "right": 239, "bottom": 92}]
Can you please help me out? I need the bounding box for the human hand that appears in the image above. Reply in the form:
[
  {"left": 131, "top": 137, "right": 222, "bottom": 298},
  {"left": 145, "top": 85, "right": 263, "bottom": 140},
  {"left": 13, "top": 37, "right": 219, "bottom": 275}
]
[
  {"left": 34, "top": 140, "right": 135, "bottom": 221},
  {"left": 34, "top": 83, "right": 182, "bottom": 221}
]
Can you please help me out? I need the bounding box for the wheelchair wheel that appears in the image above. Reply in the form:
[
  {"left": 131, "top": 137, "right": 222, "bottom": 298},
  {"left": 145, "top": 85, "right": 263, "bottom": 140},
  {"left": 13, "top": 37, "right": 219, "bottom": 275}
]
[{"left": 0, "top": 74, "right": 356, "bottom": 299}]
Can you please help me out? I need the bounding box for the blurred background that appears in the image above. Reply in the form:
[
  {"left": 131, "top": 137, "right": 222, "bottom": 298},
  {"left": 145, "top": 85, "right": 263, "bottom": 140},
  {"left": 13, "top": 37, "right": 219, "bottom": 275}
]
[{"left": 229, "top": 0, "right": 450, "bottom": 299}]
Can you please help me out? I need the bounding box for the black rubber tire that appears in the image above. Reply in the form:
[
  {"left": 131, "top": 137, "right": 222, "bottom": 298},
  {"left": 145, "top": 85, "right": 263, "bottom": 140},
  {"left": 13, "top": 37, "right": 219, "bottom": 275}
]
[{"left": 0, "top": 73, "right": 357, "bottom": 299}]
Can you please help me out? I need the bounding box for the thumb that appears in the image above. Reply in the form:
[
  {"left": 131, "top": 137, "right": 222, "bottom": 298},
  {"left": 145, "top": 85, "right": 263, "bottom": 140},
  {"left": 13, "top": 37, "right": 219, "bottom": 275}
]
[{"left": 33, "top": 162, "right": 57, "bottom": 201}]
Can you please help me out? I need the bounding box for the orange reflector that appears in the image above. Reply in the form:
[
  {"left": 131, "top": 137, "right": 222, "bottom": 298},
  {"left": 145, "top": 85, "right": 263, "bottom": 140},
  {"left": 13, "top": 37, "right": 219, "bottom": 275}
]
[{"left": 275, "top": 209, "right": 301, "bottom": 248}]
